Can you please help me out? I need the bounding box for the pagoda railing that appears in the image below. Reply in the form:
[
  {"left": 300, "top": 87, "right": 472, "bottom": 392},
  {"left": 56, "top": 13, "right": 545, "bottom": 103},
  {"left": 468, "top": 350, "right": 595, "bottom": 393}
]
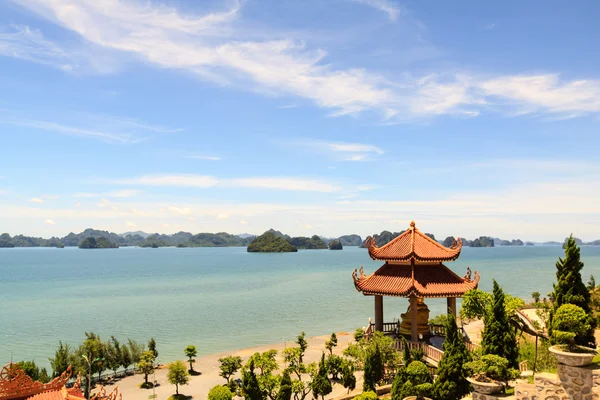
[{"left": 365, "top": 322, "right": 448, "bottom": 338}]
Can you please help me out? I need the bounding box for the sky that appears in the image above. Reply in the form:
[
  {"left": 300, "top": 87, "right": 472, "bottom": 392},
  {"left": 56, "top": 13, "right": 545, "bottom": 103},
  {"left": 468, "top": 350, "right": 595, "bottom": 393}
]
[{"left": 1, "top": 0, "right": 600, "bottom": 241}]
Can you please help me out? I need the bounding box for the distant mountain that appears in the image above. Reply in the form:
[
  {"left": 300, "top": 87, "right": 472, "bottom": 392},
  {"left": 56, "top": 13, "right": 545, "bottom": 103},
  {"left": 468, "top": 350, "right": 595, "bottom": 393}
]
[
  {"left": 288, "top": 235, "right": 327, "bottom": 249},
  {"left": 328, "top": 240, "right": 343, "bottom": 250},
  {"left": 338, "top": 234, "right": 362, "bottom": 247},
  {"left": 542, "top": 241, "right": 562, "bottom": 246},
  {"left": 237, "top": 233, "right": 257, "bottom": 239},
  {"left": 63, "top": 228, "right": 127, "bottom": 247},
  {"left": 586, "top": 240, "right": 600, "bottom": 245},
  {"left": 470, "top": 236, "right": 495, "bottom": 247},
  {"left": 359, "top": 230, "right": 403, "bottom": 248},
  {"left": 79, "top": 237, "right": 118, "bottom": 249},
  {"left": 247, "top": 232, "right": 297, "bottom": 253},
  {"left": 120, "top": 231, "right": 150, "bottom": 239},
  {"left": 266, "top": 229, "right": 292, "bottom": 241}
]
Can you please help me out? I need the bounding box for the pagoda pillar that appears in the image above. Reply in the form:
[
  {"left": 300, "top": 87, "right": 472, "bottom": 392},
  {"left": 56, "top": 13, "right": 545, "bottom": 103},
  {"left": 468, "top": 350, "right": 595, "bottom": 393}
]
[
  {"left": 374, "top": 295, "right": 384, "bottom": 331},
  {"left": 410, "top": 295, "right": 418, "bottom": 341},
  {"left": 447, "top": 297, "right": 457, "bottom": 317}
]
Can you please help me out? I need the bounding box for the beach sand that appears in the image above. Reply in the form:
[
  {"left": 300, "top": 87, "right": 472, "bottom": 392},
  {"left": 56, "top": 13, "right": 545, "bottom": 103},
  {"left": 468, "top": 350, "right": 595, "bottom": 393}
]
[{"left": 101, "top": 333, "right": 363, "bottom": 400}]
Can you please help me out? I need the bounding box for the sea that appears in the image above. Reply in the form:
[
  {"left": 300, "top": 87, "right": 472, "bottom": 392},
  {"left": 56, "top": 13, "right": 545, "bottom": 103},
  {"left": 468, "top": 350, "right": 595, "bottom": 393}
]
[{"left": 1, "top": 245, "right": 600, "bottom": 368}]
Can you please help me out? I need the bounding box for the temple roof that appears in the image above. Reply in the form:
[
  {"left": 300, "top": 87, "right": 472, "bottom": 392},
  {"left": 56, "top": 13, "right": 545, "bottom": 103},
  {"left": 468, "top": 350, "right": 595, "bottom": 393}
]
[
  {"left": 352, "top": 263, "right": 479, "bottom": 298},
  {"left": 0, "top": 364, "right": 120, "bottom": 400},
  {"left": 366, "top": 221, "right": 462, "bottom": 262}
]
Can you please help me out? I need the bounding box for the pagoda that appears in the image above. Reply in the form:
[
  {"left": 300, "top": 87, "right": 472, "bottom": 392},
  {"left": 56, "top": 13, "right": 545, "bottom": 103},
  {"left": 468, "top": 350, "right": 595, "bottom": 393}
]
[
  {"left": 0, "top": 363, "right": 121, "bottom": 400},
  {"left": 352, "top": 221, "right": 479, "bottom": 342}
]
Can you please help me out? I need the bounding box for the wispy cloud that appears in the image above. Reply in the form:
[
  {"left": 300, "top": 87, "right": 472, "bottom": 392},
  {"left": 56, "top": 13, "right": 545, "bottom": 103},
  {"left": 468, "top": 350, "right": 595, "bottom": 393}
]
[
  {"left": 45, "top": 219, "right": 56, "bottom": 225},
  {"left": 189, "top": 155, "right": 222, "bottom": 161},
  {"left": 74, "top": 189, "right": 140, "bottom": 198},
  {"left": 350, "top": 0, "right": 401, "bottom": 21},
  {"left": 41, "top": 194, "right": 59, "bottom": 200},
  {"left": 6, "top": 1, "right": 600, "bottom": 122},
  {"left": 0, "top": 25, "right": 72, "bottom": 70},
  {"left": 0, "top": 111, "right": 182, "bottom": 143},
  {"left": 485, "top": 23, "right": 496, "bottom": 30},
  {"left": 296, "top": 139, "right": 384, "bottom": 161},
  {"left": 109, "top": 174, "right": 342, "bottom": 192},
  {"left": 29, "top": 197, "right": 44, "bottom": 204}
]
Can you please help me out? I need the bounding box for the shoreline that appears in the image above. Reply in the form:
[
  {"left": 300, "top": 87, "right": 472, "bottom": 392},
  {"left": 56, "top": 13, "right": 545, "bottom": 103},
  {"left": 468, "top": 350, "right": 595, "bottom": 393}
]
[{"left": 101, "top": 333, "right": 360, "bottom": 400}]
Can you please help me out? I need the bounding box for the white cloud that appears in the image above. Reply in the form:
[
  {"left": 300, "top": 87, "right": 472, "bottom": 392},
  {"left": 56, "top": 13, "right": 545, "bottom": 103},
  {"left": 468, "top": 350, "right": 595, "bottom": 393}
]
[
  {"left": 42, "top": 194, "right": 59, "bottom": 200},
  {"left": 116, "top": 174, "right": 219, "bottom": 188},
  {"left": 74, "top": 192, "right": 99, "bottom": 198},
  {"left": 328, "top": 142, "right": 384, "bottom": 155},
  {"left": 97, "top": 198, "right": 110, "bottom": 207},
  {"left": 132, "top": 208, "right": 146, "bottom": 216},
  {"left": 240, "top": 220, "right": 248, "bottom": 225},
  {"left": 112, "top": 206, "right": 120, "bottom": 212},
  {"left": 45, "top": 219, "right": 56, "bottom": 225},
  {"left": 478, "top": 74, "right": 600, "bottom": 118},
  {"left": 6, "top": 1, "right": 600, "bottom": 121},
  {"left": 29, "top": 197, "right": 44, "bottom": 204},
  {"left": 108, "top": 189, "right": 140, "bottom": 198},
  {"left": 230, "top": 177, "right": 341, "bottom": 192},
  {"left": 216, "top": 213, "right": 230, "bottom": 220},
  {"left": 126, "top": 221, "right": 136, "bottom": 228},
  {"left": 189, "top": 155, "right": 221, "bottom": 161},
  {"left": 168, "top": 206, "right": 192, "bottom": 215},
  {"left": 0, "top": 25, "right": 72, "bottom": 69},
  {"left": 485, "top": 23, "right": 496, "bottom": 30},
  {"left": 75, "top": 202, "right": 81, "bottom": 207},
  {"left": 304, "top": 224, "right": 314, "bottom": 229},
  {"left": 111, "top": 174, "right": 342, "bottom": 192},
  {"left": 350, "top": 0, "right": 401, "bottom": 21},
  {"left": 296, "top": 140, "right": 385, "bottom": 161}
]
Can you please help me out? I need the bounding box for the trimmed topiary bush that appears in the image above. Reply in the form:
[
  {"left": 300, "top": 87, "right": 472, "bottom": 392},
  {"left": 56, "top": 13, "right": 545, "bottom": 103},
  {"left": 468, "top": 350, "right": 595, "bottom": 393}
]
[
  {"left": 551, "top": 304, "right": 592, "bottom": 352},
  {"left": 352, "top": 391, "right": 378, "bottom": 400},
  {"left": 465, "top": 354, "right": 519, "bottom": 383},
  {"left": 208, "top": 385, "right": 234, "bottom": 400}
]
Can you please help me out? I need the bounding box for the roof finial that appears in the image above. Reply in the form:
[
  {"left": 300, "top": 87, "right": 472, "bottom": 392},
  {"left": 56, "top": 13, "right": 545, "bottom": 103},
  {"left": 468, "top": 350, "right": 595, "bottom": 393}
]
[{"left": 410, "top": 220, "right": 415, "bottom": 228}]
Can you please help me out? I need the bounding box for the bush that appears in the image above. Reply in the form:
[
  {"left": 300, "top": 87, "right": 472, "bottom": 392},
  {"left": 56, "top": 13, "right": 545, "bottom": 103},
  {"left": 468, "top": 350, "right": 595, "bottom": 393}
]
[
  {"left": 354, "top": 328, "right": 365, "bottom": 342},
  {"left": 208, "top": 385, "right": 234, "bottom": 400},
  {"left": 551, "top": 304, "right": 591, "bottom": 351},
  {"left": 391, "top": 361, "right": 432, "bottom": 400},
  {"left": 352, "top": 391, "right": 378, "bottom": 400},
  {"left": 465, "top": 355, "right": 519, "bottom": 383}
]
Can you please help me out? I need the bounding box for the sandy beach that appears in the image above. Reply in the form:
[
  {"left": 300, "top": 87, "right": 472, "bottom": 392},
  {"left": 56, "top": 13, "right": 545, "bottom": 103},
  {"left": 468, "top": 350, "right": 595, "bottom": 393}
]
[{"left": 101, "top": 333, "right": 363, "bottom": 400}]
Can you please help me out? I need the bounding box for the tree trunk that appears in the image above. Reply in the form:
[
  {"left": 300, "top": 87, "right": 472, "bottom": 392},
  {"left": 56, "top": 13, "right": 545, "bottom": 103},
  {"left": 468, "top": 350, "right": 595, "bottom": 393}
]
[
  {"left": 176, "top": 384, "right": 179, "bottom": 395},
  {"left": 144, "top": 373, "right": 148, "bottom": 384}
]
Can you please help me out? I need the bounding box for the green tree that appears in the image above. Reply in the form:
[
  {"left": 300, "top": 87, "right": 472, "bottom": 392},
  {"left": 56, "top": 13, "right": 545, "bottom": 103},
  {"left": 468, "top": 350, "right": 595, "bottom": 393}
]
[
  {"left": 242, "top": 359, "right": 264, "bottom": 400},
  {"left": 218, "top": 356, "right": 242, "bottom": 384},
  {"left": 551, "top": 304, "right": 591, "bottom": 351},
  {"left": 402, "top": 337, "right": 411, "bottom": 366},
  {"left": 433, "top": 314, "right": 471, "bottom": 400},
  {"left": 276, "top": 369, "right": 292, "bottom": 400},
  {"left": 311, "top": 354, "right": 332, "bottom": 400},
  {"left": 341, "top": 361, "right": 356, "bottom": 393},
  {"left": 296, "top": 332, "right": 308, "bottom": 363},
  {"left": 79, "top": 332, "right": 105, "bottom": 396},
  {"left": 107, "top": 337, "right": 122, "bottom": 376},
  {"left": 282, "top": 341, "right": 317, "bottom": 400},
  {"left": 552, "top": 235, "right": 596, "bottom": 346},
  {"left": 363, "top": 341, "right": 382, "bottom": 392},
  {"left": 49, "top": 341, "right": 72, "bottom": 377},
  {"left": 324, "top": 332, "right": 338, "bottom": 355},
  {"left": 246, "top": 350, "right": 279, "bottom": 400},
  {"left": 481, "top": 280, "right": 519, "bottom": 369},
  {"left": 120, "top": 343, "right": 132, "bottom": 373},
  {"left": 138, "top": 351, "right": 156, "bottom": 385},
  {"left": 17, "top": 361, "right": 50, "bottom": 383},
  {"left": 167, "top": 360, "right": 189, "bottom": 395},
  {"left": 184, "top": 345, "right": 197, "bottom": 372},
  {"left": 588, "top": 275, "right": 596, "bottom": 291},
  {"left": 325, "top": 354, "right": 344, "bottom": 380},
  {"left": 148, "top": 337, "right": 158, "bottom": 359},
  {"left": 531, "top": 291, "right": 541, "bottom": 303},
  {"left": 127, "top": 339, "right": 144, "bottom": 364},
  {"left": 208, "top": 385, "right": 234, "bottom": 400}
]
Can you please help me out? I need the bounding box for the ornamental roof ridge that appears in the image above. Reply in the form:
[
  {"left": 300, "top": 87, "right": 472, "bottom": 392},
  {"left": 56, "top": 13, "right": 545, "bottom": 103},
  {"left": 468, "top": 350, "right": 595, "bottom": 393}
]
[{"left": 366, "top": 221, "right": 462, "bottom": 262}]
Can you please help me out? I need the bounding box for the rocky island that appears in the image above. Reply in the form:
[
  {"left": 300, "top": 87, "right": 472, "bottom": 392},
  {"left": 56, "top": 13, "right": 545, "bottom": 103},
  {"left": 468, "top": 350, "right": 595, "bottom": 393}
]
[{"left": 247, "top": 232, "right": 298, "bottom": 252}]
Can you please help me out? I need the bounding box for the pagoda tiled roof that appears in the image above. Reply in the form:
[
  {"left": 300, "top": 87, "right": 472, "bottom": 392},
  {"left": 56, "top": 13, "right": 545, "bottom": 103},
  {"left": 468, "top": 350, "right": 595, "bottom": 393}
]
[
  {"left": 366, "top": 221, "right": 462, "bottom": 262},
  {"left": 352, "top": 263, "right": 479, "bottom": 298}
]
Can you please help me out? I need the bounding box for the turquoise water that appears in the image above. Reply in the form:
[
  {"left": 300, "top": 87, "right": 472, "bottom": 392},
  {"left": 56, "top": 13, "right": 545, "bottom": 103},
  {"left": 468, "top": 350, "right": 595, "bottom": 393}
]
[{"left": 1, "top": 245, "right": 600, "bottom": 368}]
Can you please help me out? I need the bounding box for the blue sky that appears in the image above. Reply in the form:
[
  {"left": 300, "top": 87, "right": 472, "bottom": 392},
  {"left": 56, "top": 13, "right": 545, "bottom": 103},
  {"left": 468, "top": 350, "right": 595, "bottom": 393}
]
[{"left": 1, "top": 0, "right": 599, "bottom": 240}]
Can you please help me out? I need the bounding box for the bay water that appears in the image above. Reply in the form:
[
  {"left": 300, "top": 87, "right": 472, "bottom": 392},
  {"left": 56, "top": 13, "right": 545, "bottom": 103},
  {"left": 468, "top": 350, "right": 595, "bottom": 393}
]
[{"left": 2, "top": 245, "right": 600, "bottom": 368}]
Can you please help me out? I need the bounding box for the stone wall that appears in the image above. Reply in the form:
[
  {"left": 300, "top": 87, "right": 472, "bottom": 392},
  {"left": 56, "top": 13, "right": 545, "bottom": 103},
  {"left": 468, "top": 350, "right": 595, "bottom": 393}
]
[{"left": 515, "top": 365, "right": 600, "bottom": 400}]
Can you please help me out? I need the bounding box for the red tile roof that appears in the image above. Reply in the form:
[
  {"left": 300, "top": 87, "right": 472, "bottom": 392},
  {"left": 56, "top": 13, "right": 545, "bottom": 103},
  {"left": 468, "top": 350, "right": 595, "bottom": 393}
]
[
  {"left": 366, "top": 221, "right": 462, "bottom": 262},
  {"left": 352, "top": 263, "right": 479, "bottom": 298}
]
